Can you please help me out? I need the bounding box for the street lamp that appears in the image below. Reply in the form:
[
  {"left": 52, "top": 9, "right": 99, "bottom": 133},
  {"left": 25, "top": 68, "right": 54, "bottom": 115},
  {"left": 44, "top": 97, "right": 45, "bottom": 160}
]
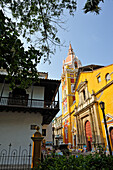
[
  {"left": 99, "top": 101, "right": 112, "bottom": 155},
  {"left": 99, "top": 101, "right": 105, "bottom": 111},
  {"left": 52, "top": 127, "right": 55, "bottom": 146}
]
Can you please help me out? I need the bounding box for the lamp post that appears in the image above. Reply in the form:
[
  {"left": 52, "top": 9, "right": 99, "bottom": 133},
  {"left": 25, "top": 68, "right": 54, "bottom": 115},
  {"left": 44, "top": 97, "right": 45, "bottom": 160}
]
[
  {"left": 99, "top": 101, "right": 112, "bottom": 155},
  {"left": 52, "top": 126, "right": 55, "bottom": 146}
]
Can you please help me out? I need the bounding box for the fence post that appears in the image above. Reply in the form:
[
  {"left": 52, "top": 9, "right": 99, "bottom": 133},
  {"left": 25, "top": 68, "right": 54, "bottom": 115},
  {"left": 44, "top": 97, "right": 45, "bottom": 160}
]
[{"left": 31, "top": 126, "right": 44, "bottom": 168}]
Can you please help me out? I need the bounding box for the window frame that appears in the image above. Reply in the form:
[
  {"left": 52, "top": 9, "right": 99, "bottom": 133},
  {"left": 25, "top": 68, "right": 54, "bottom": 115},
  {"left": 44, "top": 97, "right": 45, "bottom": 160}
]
[
  {"left": 42, "top": 129, "right": 46, "bottom": 136},
  {"left": 97, "top": 76, "right": 101, "bottom": 83},
  {"left": 105, "top": 73, "right": 111, "bottom": 82}
]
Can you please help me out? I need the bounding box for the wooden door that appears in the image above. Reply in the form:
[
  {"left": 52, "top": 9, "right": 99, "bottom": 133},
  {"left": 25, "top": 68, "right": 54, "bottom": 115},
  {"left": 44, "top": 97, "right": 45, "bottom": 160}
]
[
  {"left": 110, "top": 127, "right": 113, "bottom": 150},
  {"left": 85, "top": 121, "right": 92, "bottom": 151}
]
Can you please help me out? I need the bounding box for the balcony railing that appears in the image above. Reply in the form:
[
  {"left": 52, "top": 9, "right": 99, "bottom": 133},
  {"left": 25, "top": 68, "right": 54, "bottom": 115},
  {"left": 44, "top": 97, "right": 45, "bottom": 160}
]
[{"left": 0, "top": 97, "right": 59, "bottom": 109}]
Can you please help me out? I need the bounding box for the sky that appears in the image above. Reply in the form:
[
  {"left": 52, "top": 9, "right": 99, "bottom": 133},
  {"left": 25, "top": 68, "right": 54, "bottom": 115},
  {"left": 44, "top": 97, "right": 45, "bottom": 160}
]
[{"left": 37, "top": 0, "right": 113, "bottom": 117}]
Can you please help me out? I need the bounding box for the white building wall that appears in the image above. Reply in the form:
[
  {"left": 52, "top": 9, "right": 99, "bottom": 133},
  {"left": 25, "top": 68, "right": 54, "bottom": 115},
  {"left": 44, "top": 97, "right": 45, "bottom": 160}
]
[
  {"left": 0, "top": 111, "right": 42, "bottom": 150},
  {"left": 42, "top": 123, "right": 52, "bottom": 142},
  {"left": 0, "top": 82, "right": 52, "bottom": 150}
]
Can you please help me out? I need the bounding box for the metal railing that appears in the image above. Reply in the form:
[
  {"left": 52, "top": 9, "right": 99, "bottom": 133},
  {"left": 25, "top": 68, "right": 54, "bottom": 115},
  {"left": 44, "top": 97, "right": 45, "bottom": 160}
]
[
  {"left": 0, "top": 144, "right": 32, "bottom": 170},
  {"left": 0, "top": 97, "right": 59, "bottom": 109}
]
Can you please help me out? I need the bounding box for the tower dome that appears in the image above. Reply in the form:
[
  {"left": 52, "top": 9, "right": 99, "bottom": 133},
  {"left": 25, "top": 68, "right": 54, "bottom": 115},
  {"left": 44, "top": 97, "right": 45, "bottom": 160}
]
[{"left": 63, "top": 44, "right": 82, "bottom": 71}]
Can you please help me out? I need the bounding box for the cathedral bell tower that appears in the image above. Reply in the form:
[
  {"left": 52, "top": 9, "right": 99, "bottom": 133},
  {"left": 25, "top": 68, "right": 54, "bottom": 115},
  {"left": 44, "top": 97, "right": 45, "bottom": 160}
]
[{"left": 61, "top": 44, "right": 82, "bottom": 145}]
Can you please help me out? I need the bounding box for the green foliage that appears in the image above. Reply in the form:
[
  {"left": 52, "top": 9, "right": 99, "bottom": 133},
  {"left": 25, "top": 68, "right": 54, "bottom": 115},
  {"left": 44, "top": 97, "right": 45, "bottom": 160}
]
[
  {"left": 0, "top": 0, "right": 103, "bottom": 63},
  {"left": 0, "top": 10, "right": 40, "bottom": 90},
  {"left": 83, "top": 0, "right": 104, "bottom": 14},
  {"left": 0, "top": 0, "right": 77, "bottom": 63},
  {"left": 0, "top": 0, "right": 77, "bottom": 89},
  {"left": 0, "top": 0, "right": 104, "bottom": 89},
  {"left": 34, "top": 153, "right": 113, "bottom": 170}
]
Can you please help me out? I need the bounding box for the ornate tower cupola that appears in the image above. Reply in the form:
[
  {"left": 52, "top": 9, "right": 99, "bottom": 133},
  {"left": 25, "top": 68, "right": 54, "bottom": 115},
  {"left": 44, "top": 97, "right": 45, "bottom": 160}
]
[
  {"left": 68, "top": 44, "right": 75, "bottom": 57},
  {"left": 62, "top": 44, "right": 82, "bottom": 74}
]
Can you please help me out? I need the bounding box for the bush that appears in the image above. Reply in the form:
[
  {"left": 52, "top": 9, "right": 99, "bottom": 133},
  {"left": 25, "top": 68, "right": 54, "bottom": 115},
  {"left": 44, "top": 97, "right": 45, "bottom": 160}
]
[{"left": 33, "top": 153, "right": 113, "bottom": 170}]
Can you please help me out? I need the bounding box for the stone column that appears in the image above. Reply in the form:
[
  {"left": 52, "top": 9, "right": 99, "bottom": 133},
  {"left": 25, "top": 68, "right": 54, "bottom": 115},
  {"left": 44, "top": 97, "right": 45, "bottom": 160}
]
[
  {"left": 31, "top": 126, "right": 44, "bottom": 168},
  {"left": 78, "top": 117, "right": 81, "bottom": 148},
  {"left": 81, "top": 118, "right": 84, "bottom": 147},
  {"left": 93, "top": 103, "right": 104, "bottom": 146},
  {"left": 79, "top": 118, "right": 82, "bottom": 148},
  {"left": 75, "top": 115, "right": 79, "bottom": 148},
  {"left": 91, "top": 106, "right": 97, "bottom": 147}
]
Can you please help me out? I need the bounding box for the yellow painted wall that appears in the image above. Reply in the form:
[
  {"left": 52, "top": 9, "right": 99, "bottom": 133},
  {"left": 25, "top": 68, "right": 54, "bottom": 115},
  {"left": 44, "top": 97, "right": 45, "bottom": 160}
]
[
  {"left": 62, "top": 65, "right": 77, "bottom": 145},
  {"left": 75, "top": 64, "right": 113, "bottom": 149},
  {"left": 75, "top": 64, "right": 113, "bottom": 96}
]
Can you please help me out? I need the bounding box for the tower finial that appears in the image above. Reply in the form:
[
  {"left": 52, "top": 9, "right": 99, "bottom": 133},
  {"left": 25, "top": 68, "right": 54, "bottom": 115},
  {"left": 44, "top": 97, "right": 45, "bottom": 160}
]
[
  {"left": 69, "top": 43, "right": 72, "bottom": 50},
  {"left": 68, "top": 43, "right": 73, "bottom": 55}
]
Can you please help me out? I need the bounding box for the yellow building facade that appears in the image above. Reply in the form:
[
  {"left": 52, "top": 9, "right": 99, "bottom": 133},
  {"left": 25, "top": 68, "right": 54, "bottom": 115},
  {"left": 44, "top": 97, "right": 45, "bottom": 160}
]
[
  {"left": 74, "top": 64, "right": 113, "bottom": 151},
  {"left": 62, "top": 45, "right": 113, "bottom": 152}
]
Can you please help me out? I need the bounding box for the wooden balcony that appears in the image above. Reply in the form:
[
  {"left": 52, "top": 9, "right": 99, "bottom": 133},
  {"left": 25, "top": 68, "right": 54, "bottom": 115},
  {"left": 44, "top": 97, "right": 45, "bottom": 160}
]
[
  {"left": 0, "top": 97, "right": 59, "bottom": 124},
  {"left": 0, "top": 97, "right": 59, "bottom": 109},
  {"left": 0, "top": 76, "right": 61, "bottom": 124}
]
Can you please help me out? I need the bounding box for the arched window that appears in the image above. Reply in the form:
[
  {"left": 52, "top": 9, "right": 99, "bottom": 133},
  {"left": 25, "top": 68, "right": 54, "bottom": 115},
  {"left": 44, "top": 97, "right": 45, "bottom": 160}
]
[
  {"left": 105, "top": 73, "right": 110, "bottom": 82},
  {"left": 97, "top": 76, "right": 101, "bottom": 83},
  {"left": 83, "top": 89, "right": 86, "bottom": 101},
  {"left": 74, "top": 61, "right": 78, "bottom": 69}
]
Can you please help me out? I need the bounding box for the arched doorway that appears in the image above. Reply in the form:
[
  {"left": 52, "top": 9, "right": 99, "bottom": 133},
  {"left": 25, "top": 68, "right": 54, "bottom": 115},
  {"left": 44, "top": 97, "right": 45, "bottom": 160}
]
[
  {"left": 85, "top": 121, "right": 92, "bottom": 151},
  {"left": 109, "top": 127, "right": 113, "bottom": 149}
]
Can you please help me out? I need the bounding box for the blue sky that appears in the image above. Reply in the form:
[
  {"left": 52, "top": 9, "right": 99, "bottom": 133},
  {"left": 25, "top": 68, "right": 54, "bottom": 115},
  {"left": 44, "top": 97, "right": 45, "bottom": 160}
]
[{"left": 38, "top": 0, "right": 113, "bottom": 116}]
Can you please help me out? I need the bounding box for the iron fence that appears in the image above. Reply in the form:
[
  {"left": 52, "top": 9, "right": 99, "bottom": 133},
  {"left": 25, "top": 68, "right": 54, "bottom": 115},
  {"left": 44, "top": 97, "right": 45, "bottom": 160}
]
[{"left": 0, "top": 144, "right": 32, "bottom": 170}]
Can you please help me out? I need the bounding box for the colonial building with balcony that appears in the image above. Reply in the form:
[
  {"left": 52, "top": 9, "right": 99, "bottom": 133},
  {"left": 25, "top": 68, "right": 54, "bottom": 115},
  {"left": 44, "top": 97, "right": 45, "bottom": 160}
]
[
  {"left": 0, "top": 69, "right": 60, "bottom": 150},
  {"left": 52, "top": 115, "right": 63, "bottom": 146}
]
